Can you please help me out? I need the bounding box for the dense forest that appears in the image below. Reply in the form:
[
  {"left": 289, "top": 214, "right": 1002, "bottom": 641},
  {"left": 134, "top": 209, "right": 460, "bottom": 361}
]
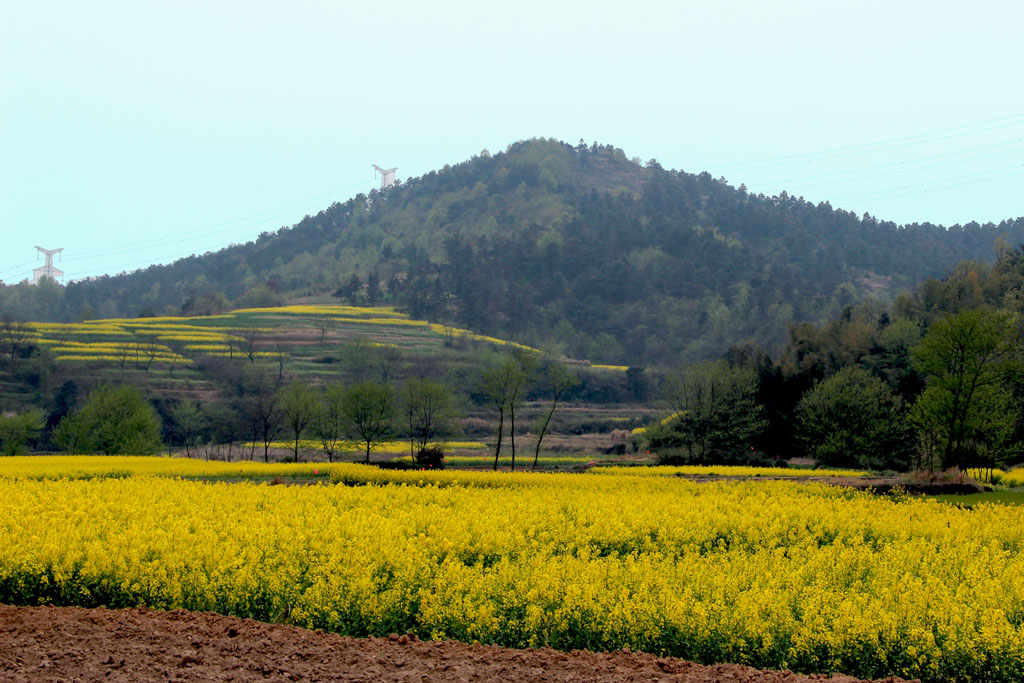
[{"left": 3, "top": 138, "right": 1024, "bottom": 367}]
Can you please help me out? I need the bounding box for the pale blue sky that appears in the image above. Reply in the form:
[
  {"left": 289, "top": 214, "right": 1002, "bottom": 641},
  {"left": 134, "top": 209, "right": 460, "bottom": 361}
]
[{"left": 2, "top": 0, "right": 1023, "bottom": 283}]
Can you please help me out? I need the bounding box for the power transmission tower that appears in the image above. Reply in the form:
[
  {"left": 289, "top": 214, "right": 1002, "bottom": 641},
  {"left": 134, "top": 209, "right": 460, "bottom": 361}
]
[
  {"left": 33, "top": 246, "right": 64, "bottom": 284},
  {"left": 372, "top": 164, "right": 397, "bottom": 190}
]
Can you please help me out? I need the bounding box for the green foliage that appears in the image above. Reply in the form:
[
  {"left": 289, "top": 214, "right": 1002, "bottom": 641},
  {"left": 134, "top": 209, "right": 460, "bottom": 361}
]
[
  {"left": 55, "top": 384, "right": 161, "bottom": 455},
  {"left": 170, "top": 400, "right": 205, "bottom": 458},
  {"left": 313, "top": 382, "right": 345, "bottom": 462},
  {"left": 6, "top": 139, "right": 1024, "bottom": 368},
  {"left": 795, "top": 367, "right": 912, "bottom": 471},
  {"left": 910, "top": 309, "right": 1020, "bottom": 471},
  {"left": 479, "top": 354, "right": 532, "bottom": 469},
  {"left": 401, "top": 378, "right": 459, "bottom": 455},
  {"left": 277, "top": 382, "right": 320, "bottom": 462},
  {"left": 0, "top": 410, "right": 44, "bottom": 456},
  {"left": 342, "top": 381, "right": 395, "bottom": 463},
  {"left": 654, "top": 361, "right": 766, "bottom": 464},
  {"left": 234, "top": 284, "right": 283, "bottom": 309}
]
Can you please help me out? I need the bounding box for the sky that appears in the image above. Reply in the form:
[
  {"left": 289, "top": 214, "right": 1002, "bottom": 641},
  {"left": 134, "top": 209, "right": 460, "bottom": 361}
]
[{"left": 2, "top": 0, "right": 1023, "bottom": 284}]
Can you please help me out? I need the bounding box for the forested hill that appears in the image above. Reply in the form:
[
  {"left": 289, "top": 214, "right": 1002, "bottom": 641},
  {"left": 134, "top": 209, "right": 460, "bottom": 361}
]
[{"left": 4, "top": 138, "right": 1024, "bottom": 367}]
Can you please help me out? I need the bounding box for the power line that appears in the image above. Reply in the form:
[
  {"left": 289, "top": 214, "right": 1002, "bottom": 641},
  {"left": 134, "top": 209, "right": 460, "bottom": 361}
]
[
  {"left": 3, "top": 178, "right": 373, "bottom": 281},
  {"left": 707, "top": 113, "right": 1024, "bottom": 173},
  {"left": 751, "top": 137, "right": 1024, "bottom": 189},
  {"left": 829, "top": 163, "right": 1024, "bottom": 204}
]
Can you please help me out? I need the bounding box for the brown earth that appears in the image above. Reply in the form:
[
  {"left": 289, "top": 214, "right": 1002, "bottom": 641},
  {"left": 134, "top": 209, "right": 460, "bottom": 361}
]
[{"left": 0, "top": 605, "right": 917, "bottom": 683}]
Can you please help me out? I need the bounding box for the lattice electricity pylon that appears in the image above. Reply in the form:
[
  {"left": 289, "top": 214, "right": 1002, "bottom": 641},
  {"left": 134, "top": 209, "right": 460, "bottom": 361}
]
[
  {"left": 372, "top": 164, "right": 398, "bottom": 190},
  {"left": 33, "top": 246, "right": 64, "bottom": 284}
]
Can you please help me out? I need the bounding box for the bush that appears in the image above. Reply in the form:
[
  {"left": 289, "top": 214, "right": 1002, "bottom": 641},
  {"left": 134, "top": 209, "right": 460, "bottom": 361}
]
[
  {"left": 55, "top": 384, "right": 162, "bottom": 455},
  {"left": 796, "top": 367, "right": 912, "bottom": 471},
  {"left": 415, "top": 446, "right": 445, "bottom": 469},
  {"left": 0, "top": 410, "right": 44, "bottom": 455}
]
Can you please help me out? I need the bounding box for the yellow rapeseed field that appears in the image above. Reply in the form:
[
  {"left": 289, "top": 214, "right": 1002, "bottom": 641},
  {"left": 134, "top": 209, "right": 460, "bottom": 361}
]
[
  {"left": 589, "top": 465, "right": 870, "bottom": 478},
  {"left": 0, "top": 456, "right": 342, "bottom": 480},
  {"left": 0, "top": 458, "right": 1023, "bottom": 680}
]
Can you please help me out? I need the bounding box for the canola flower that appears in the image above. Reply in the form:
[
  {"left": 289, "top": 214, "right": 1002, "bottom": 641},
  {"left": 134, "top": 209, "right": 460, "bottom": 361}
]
[
  {"left": 20, "top": 306, "right": 599, "bottom": 371},
  {"left": 0, "top": 456, "right": 342, "bottom": 480},
  {"left": 233, "top": 304, "right": 403, "bottom": 317},
  {"left": 54, "top": 355, "right": 193, "bottom": 364},
  {"left": 589, "top": 465, "right": 870, "bottom": 478},
  {"left": 1, "top": 468, "right": 1023, "bottom": 681},
  {"left": 998, "top": 469, "right": 1024, "bottom": 487}
]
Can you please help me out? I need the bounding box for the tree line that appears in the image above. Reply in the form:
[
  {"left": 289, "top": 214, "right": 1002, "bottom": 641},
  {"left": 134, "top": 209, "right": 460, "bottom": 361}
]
[
  {"left": 0, "top": 349, "right": 584, "bottom": 471},
  {"left": 646, "top": 245, "right": 1024, "bottom": 479}
]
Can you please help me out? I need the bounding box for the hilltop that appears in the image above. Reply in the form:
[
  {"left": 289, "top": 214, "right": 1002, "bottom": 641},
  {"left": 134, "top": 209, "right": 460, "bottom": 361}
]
[{"left": 3, "top": 138, "right": 1022, "bottom": 367}]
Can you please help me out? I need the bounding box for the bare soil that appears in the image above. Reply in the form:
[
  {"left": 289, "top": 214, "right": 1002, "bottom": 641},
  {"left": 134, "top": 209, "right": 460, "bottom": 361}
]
[{"left": 0, "top": 605, "right": 916, "bottom": 682}]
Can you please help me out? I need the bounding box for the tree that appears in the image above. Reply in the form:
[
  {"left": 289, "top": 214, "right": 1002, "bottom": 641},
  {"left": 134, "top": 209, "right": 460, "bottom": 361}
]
[
  {"left": 314, "top": 383, "right": 346, "bottom": 462},
  {"left": 315, "top": 318, "right": 333, "bottom": 344},
  {"left": 278, "top": 382, "right": 319, "bottom": 462},
  {"left": 401, "top": 378, "right": 458, "bottom": 456},
  {"left": 480, "top": 355, "right": 528, "bottom": 470},
  {"left": 506, "top": 352, "right": 537, "bottom": 470},
  {"left": 0, "top": 410, "right": 44, "bottom": 455},
  {"left": 239, "top": 327, "right": 260, "bottom": 365},
  {"left": 132, "top": 332, "right": 161, "bottom": 372},
  {"left": 239, "top": 373, "right": 282, "bottom": 462},
  {"left": 338, "top": 273, "right": 361, "bottom": 305},
  {"left": 655, "top": 361, "right": 766, "bottom": 464},
  {"left": 54, "top": 384, "right": 162, "bottom": 455},
  {"left": 795, "top": 367, "right": 912, "bottom": 471},
  {"left": 273, "top": 342, "right": 287, "bottom": 381},
  {"left": 45, "top": 380, "right": 78, "bottom": 441},
  {"left": 171, "top": 400, "right": 206, "bottom": 458},
  {"left": 203, "top": 402, "right": 241, "bottom": 461},
  {"left": 0, "top": 314, "right": 33, "bottom": 362},
  {"left": 367, "top": 272, "right": 380, "bottom": 305},
  {"left": 910, "top": 309, "right": 1020, "bottom": 470},
  {"left": 533, "top": 363, "right": 579, "bottom": 469},
  {"left": 342, "top": 381, "right": 395, "bottom": 463}
]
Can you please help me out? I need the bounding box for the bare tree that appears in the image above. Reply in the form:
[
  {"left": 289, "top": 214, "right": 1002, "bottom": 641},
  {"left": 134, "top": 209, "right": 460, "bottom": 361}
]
[
  {"left": 1, "top": 314, "right": 33, "bottom": 361},
  {"left": 240, "top": 376, "right": 281, "bottom": 462},
  {"left": 315, "top": 318, "right": 333, "bottom": 344},
  {"left": 239, "top": 327, "right": 260, "bottom": 364},
  {"left": 273, "top": 342, "right": 288, "bottom": 381},
  {"left": 533, "top": 363, "right": 580, "bottom": 469},
  {"left": 115, "top": 341, "right": 132, "bottom": 369},
  {"left": 480, "top": 355, "right": 530, "bottom": 470},
  {"left": 132, "top": 332, "right": 161, "bottom": 372},
  {"left": 506, "top": 352, "right": 537, "bottom": 471}
]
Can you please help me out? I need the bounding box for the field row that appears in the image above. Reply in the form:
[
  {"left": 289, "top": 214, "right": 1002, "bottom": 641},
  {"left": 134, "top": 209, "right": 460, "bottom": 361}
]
[
  {"left": 0, "top": 457, "right": 867, "bottom": 481},
  {"left": 15, "top": 305, "right": 636, "bottom": 373},
  {"left": 0, "top": 462, "right": 1023, "bottom": 680}
]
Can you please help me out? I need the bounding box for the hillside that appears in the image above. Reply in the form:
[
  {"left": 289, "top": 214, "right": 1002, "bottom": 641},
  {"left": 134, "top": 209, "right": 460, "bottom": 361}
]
[
  {"left": 0, "top": 304, "right": 649, "bottom": 441},
  {"left": 3, "top": 138, "right": 1023, "bottom": 367}
]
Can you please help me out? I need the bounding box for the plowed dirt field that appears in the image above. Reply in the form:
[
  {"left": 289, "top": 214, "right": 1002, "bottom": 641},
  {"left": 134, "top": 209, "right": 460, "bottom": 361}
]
[{"left": 0, "top": 605, "right": 916, "bottom": 682}]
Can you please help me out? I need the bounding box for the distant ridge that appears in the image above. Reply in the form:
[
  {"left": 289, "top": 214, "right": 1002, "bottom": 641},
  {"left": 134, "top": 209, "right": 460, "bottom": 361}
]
[{"left": 3, "top": 138, "right": 1022, "bottom": 367}]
